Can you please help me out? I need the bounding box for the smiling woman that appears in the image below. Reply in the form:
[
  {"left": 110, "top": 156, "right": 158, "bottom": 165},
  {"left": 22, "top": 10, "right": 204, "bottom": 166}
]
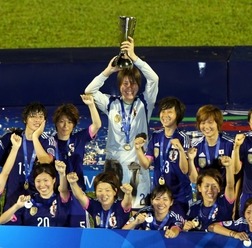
[
  {"left": 0, "top": 162, "right": 71, "bottom": 226},
  {"left": 184, "top": 162, "right": 235, "bottom": 232},
  {"left": 0, "top": 102, "right": 56, "bottom": 219},
  {"left": 67, "top": 170, "right": 133, "bottom": 229},
  {"left": 84, "top": 37, "right": 159, "bottom": 209}
]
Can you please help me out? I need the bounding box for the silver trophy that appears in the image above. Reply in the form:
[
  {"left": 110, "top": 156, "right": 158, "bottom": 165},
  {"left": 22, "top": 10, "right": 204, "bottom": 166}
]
[{"left": 112, "top": 16, "right": 137, "bottom": 69}]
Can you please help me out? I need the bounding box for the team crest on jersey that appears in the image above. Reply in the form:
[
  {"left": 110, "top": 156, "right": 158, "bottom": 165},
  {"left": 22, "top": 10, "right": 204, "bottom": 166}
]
[
  {"left": 154, "top": 148, "right": 159, "bottom": 158},
  {"left": 30, "top": 206, "right": 38, "bottom": 216},
  {"left": 198, "top": 157, "right": 207, "bottom": 168},
  {"left": 248, "top": 154, "right": 252, "bottom": 164},
  {"left": 211, "top": 207, "right": 218, "bottom": 220},
  {"left": 109, "top": 212, "right": 117, "bottom": 227},
  {"left": 47, "top": 148, "right": 55, "bottom": 157},
  {"left": 222, "top": 220, "right": 232, "bottom": 227},
  {"left": 50, "top": 200, "right": 57, "bottom": 217},
  {"left": 114, "top": 114, "right": 121, "bottom": 123},
  {"left": 96, "top": 215, "right": 101, "bottom": 226},
  {"left": 169, "top": 149, "right": 178, "bottom": 161},
  {"left": 68, "top": 143, "right": 75, "bottom": 157}
]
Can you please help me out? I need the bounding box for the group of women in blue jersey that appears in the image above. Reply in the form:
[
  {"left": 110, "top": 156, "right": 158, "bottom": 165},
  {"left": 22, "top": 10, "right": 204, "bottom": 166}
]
[{"left": 0, "top": 37, "right": 252, "bottom": 245}]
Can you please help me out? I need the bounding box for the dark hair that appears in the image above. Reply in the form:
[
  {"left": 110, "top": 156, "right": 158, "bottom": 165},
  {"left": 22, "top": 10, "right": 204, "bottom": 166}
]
[
  {"left": 196, "top": 105, "right": 223, "bottom": 131},
  {"left": 22, "top": 102, "right": 47, "bottom": 123},
  {"left": 243, "top": 198, "right": 252, "bottom": 216},
  {"left": 53, "top": 103, "right": 79, "bottom": 128},
  {"left": 117, "top": 67, "right": 141, "bottom": 88},
  {"left": 151, "top": 185, "right": 173, "bottom": 201},
  {"left": 157, "top": 96, "right": 185, "bottom": 125},
  {"left": 33, "top": 162, "right": 57, "bottom": 180},
  {"left": 94, "top": 171, "right": 120, "bottom": 198},
  {"left": 104, "top": 159, "right": 123, "bottom": 184},
  {"left": 32, "top": 162, "right": 57, "bottom": 192},
  {"left": 197, "top": 168, "right": 223, "bottom": 196}
]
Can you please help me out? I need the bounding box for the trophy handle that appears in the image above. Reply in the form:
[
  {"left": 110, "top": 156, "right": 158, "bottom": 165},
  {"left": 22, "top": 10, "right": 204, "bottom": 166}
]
[
  {"left": 112, "top": 16, "right": 136, "bottom": 69},
  {"left": 112, "top": 51, "right": 133, "bottom": 69}
]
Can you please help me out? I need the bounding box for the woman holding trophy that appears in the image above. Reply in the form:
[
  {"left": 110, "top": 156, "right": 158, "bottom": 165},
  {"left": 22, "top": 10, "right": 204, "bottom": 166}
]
[{"left": 85, "top": 16, "right": 159, "bottom": 210}]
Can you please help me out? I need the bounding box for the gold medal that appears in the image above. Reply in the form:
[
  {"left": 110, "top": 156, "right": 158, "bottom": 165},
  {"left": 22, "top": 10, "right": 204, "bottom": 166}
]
[
  {"left": 24, "top": 181, "right": 29, "bottom": 190},
  {"left": 123, "top": 144, "right": 131, "bottom": 151},
  {"left": 158, "top": 177, "right": 165, "bottom": 185},
  {"left": 114, "top": 114, "right": 121, "bottom": 123},
  {"left": 30, "top": 207, "right": 38, "bottom": 216},
  {"left": 96, "top": 215, "right": 101, "bottom": 226}
]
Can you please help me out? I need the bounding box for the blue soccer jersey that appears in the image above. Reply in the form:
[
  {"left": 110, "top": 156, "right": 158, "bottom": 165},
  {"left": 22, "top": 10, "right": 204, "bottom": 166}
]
[
  {"left": 186, "top": 194, "right": 234, "bottom": 231},
  {"left": 146, "top": 129, "right": 192, "bottom": 209},
  {"left": 236, "top": 135, "right": 252, "bottom": 216},
  {"left": 53, "top": 128, "right": 92, "bottom": 190},
  {"left": 86, "top": 198, "right": 130, "bottom": 229},
  {"left": 1, "top": 131, "right": 56, "bottom": 211},
  {"left": 239, "top": 136, "right": 252, "bottom": 194},
  {"left": 7, "top": 193, "right": 70, "bottom": 227},
  {"left": 53, "top": 127, "right": 94, "bottom": 227},
  {"left": 192, "top": 133, "right": 234, "bottom": 174},
  {"left": 129, "top": 206, "right": 184, "bottom": 230},
  {"left": 221, "top": 217, "right": 251, "bottom": 233}
]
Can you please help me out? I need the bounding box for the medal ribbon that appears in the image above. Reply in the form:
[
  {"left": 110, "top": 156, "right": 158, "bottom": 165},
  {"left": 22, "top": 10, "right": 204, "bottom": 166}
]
[
  {"left": 23, "top": 134, "right": 36, "bottom": 184},
  {"left": 151, "top": 213, "right": 170, "bottom": 230},
  {"left": 159, "top": 132, "right": 174, "bottom": 176},
  {"left": 55, "top": 137, "right": 73, "bottom": 171},
  {"left": 31, "top": 193, "right": 56, "bottom": 207},
  {"left": 199, "top": 202, "right": 218, "bottom": 220},
  {"left": 55, "top": 137, "right": 70, "bottom": 160},
  {"left": 100, "top": 208, "right": 113, "bottom": 228},
  {"left": 120, "top": 98, "right": 136, "bottom": 145},
  {"left": 204, "top": 136, "right": 220, "bottom": 165}
]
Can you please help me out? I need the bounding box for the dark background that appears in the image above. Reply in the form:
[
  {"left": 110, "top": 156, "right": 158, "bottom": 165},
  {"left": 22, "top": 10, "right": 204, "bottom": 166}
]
[{"left": 0, "top": 46, "right": 252, "bottom": 114}]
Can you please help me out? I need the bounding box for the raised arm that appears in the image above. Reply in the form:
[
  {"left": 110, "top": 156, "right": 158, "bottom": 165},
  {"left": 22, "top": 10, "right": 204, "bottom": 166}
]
[
  {"left": 84, "top": 57, "right": 120, "bottom": 113},
  {"left": 80, "top": 94, "right": 101, "bottom": 137},
  {"left": 67, "top": 172, "right": 89, "bottom": 208},
  {"left": 220, "top": 156, "right": 235, "bottom": 201},
  {"left": 0, "top": 195, "right": 30, "bottom": 224},
  {"left": 187, "top": 147, "right": 198, "bottom": 184},
  {"left": 125, "top": 37, "right": 159, "bottom": 96},
  {"left": 134, "top": 135, "right": 152, "bottom": 169},
  {"left": 55, "top": 160, "right": 69, "bottom": 201},
  {"left": 232, "top": 133, "right": 245, "bottom": 174},
  {"left": 171, "top": 138, "right": 188, "bottom": 174},
  {"left": 120, "top": 183, "right": 133, "bottom": 210},
  {"left": 0, "top": 133, "right": 22, "bottom": 192},
  {"left": 125, "top": 37, "right": 158, "bottom": 107},
  {"left": 32, "top": 120, "right": 53, "bottom": 163},
  {"left": 84, "top": 56, "right": 119, "bottom": 94}
]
